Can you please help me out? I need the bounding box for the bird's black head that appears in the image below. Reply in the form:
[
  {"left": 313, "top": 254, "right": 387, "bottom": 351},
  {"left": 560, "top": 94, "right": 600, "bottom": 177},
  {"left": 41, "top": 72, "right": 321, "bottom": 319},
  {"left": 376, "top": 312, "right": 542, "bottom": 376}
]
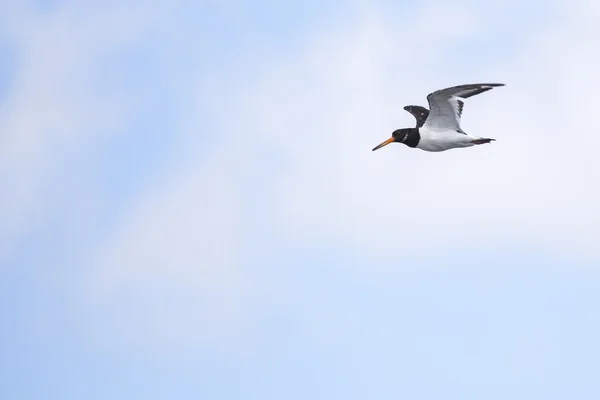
[{"left": 372, "top": 128, "right": 417, "bottom": 151}]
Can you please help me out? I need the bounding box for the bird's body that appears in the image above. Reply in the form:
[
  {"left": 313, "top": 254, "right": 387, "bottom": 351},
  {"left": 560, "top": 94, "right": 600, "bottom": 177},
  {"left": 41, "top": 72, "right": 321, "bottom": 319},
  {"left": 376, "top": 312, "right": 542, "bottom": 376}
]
[
  {"left": 372, "top": 83, "right": 504, "bottom": 153},
  {"left": 418, "top": 125, "right": 490, "bottom": 152}
]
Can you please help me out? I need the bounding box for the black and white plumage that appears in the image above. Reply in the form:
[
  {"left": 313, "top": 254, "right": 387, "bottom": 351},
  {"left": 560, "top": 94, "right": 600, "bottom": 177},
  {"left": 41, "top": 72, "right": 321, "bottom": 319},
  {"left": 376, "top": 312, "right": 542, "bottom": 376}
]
[
  {"left": 373, "top": 83, "right": 504, "bottom": 152},
  {"left": 403, "top": 105, "right": 429, "bottom": 128}
]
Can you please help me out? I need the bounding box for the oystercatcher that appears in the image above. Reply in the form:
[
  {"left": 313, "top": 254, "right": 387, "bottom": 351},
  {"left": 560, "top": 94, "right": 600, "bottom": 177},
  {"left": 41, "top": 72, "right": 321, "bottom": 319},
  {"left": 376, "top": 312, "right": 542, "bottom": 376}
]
[{"left": 372, "top": 83, "right": 504, "bottom": 152}]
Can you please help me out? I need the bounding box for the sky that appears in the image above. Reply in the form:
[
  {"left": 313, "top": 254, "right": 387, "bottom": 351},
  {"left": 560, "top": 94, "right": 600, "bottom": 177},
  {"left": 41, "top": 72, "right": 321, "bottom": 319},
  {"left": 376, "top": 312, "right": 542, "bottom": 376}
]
[{"left": 2, "top": 0, "right": 600, "bottom": 399}]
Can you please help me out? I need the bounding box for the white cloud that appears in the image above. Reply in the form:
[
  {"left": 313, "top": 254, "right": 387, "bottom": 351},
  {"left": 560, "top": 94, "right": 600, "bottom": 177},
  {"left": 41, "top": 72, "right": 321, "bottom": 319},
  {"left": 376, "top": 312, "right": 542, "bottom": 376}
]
[
  {"left": 0, "top": 2, "right": 158, "bottom": 260},
  {"left": 85, "top": 154, "right": 257, "bottom": 351},
  {"left": 238, "top": 1, "right": 600, "bottom": 261}
]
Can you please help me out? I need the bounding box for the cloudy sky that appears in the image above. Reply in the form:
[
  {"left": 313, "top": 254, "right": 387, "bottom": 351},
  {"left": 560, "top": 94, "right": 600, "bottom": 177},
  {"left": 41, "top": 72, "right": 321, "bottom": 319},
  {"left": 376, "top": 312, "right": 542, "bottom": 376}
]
[{"left": 2, "top": 0, "right": 600, "bottom": 399}]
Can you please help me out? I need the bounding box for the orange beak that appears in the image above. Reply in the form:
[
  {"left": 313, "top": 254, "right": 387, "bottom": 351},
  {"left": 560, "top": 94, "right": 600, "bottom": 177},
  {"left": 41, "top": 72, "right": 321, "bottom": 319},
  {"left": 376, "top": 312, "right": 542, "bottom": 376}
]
[{"left": 372, "top": 137, "right": 395, "bottom": 151}]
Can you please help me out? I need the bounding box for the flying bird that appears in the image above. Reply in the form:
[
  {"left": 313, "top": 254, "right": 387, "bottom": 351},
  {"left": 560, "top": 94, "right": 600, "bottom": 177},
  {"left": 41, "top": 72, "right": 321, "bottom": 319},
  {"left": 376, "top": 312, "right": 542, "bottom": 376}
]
[{"left": 372, "top": 83, "right": 504, "bottom": 152}]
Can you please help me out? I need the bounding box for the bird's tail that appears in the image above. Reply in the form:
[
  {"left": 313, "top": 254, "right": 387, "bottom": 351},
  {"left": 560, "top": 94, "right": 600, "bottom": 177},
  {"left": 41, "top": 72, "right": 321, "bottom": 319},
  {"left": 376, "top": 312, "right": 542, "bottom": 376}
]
[{"left": 471, "top": 138, "right": 495, "bottom": 145}]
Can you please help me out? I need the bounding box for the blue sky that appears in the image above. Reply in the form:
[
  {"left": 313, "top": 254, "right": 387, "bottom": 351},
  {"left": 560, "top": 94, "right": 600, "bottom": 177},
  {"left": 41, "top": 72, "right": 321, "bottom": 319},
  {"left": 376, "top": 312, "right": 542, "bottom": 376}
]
[{"left": 2, "top": 1, "right": 600, "bottom": 399}]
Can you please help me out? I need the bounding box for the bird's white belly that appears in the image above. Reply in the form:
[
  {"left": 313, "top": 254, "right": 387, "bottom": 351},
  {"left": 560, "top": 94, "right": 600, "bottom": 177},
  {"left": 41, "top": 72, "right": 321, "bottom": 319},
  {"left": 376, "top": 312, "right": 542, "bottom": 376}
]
[{"left": 417, "top": 127, "right": 476, "bottom": 152}]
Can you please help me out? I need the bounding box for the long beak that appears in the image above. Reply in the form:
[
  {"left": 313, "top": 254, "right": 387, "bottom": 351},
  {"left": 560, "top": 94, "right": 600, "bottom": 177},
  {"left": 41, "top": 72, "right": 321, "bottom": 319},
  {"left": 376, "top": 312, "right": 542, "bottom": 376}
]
[{"left": 372, "top": 137, "right": 395, "bottom": 151}]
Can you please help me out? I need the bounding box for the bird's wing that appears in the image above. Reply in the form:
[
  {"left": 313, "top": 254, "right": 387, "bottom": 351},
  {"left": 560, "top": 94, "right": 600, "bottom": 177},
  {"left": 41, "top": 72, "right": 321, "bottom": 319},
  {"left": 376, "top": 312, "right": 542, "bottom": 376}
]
[
  {"left": 422, "top": 83, "right": 504, "bottom": 132},
  {"left": 403, "top": 105, "right": 429, "bottom": 128}
]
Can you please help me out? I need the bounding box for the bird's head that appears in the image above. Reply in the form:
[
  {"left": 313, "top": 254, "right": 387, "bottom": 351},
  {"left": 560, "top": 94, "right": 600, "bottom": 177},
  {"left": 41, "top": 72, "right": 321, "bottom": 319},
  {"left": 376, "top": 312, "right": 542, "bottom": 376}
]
[{"left": 372, "top": 128, "right": 411, "bottom": 151}]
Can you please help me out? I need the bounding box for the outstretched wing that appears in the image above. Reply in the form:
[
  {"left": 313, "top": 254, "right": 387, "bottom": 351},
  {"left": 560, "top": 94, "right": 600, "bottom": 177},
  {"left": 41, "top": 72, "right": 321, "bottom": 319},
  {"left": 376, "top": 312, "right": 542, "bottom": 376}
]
[
  {"left": 423, "top": 83, "right": 504, "bottom": 132},
  {"left": 403, "top": 105, "right": 429, "bottom": 128}
]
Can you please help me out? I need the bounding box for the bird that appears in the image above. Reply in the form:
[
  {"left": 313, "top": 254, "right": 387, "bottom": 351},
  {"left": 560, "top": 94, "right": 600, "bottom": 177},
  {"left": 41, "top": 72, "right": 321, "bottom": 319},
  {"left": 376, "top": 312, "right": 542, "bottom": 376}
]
[{"left": 372, "top": 83, "right": 504, "bottom": 152}]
